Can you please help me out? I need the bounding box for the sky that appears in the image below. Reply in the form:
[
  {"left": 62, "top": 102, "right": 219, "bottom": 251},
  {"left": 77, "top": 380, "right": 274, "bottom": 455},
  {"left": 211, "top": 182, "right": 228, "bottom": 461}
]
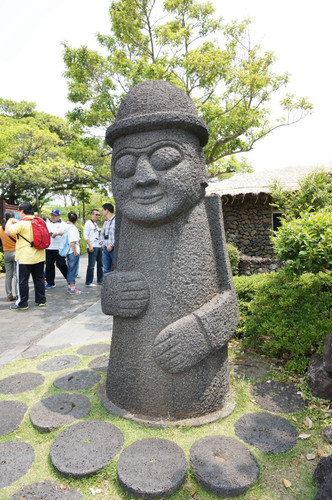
[{"left": 0, "top": 0, "right": 331, "bottom": 172}]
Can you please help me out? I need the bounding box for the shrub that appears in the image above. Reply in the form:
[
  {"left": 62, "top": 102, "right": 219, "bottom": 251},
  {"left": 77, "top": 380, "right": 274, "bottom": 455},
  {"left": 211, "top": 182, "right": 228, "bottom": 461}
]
[
  {"left": 233, "top": 274, "right": 266, "bottom": 337},
  {"left": 272, "top": 209, "right": 332, "bottom": 275},
  {"left": 243, "top": 270, "right": 332, "bottom": 373},
  {"left": 227, "top": 243, "right": 240, "bottom": 275}
]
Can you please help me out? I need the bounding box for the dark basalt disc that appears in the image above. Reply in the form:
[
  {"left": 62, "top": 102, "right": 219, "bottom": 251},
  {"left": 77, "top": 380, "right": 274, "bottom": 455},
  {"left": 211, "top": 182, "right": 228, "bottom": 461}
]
[
  {"left": 88, "top": 354, "right": 109, "bottom": 372},
  {"left": 0, "top": 400, "right": 28, "bottom": 436},
  {"left": 77, "top": 344, "right": 110, "bottom": 356},
  {"left": 231, "top": 356, "right": 270, "bottom": 379},
  {"left": 37, "top": 355, "right": 81, "bottom": 372},
  {"left": 0, "top": 372, "right": 44, "bottom": 394},
  {"left": 53, "top": 370, "right": 101, "bottom": 390},
  {"left": 250, "top": 380, "right": 307, "bottom": 413},
  {"left": 30, "top": 393, "right": 91, "bottom": 432},
  {"left": 50, "top": 420, "right": 124, "bottom": 477},
  {"left": 10, "top": 480, "right": 84, "bottom": 499},
  {"left": 190, "top": 435, "right": 259, "bottom": 497},
  {"left": 117, "top": 438, "right": 187, "bottom": 498},
  {"left": 234, "top": 412, "right": 298, "bottom": 454},
  {"left": 314, "top": 455, "right": 332, "bottom": 487},
  {"left": 0, "top": 441, "right": 35, "bottom": 488}
]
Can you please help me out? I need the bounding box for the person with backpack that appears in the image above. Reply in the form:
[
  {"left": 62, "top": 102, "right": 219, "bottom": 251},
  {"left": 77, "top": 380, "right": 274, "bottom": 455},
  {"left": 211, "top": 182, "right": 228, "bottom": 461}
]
[
  {"left": 0, "top": 212, "right": 17, "bottom": 302},
  {"left": 45, "top": 209, "right": 68, "bottom": 289},
  {"left": 66, "top": 211, "right": 82, "bottom": 295},
  {"left": 5, "top": 202, "right": 47, "bottom": 310},
  {"left": 100, "top": 203, "right": 115, "bottom": 274}
]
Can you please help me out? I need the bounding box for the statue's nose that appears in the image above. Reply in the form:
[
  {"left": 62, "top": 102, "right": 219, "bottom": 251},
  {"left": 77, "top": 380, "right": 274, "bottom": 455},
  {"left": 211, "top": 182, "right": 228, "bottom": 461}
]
[{"left": 135, "top": 155, "right": 158, "bottom": 186}]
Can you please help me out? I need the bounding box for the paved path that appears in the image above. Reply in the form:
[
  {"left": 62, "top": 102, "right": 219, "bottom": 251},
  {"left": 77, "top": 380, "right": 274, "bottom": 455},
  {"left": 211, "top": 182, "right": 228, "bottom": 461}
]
[{"left": 0, "top": 254, "right": 112, "bottom": 368}]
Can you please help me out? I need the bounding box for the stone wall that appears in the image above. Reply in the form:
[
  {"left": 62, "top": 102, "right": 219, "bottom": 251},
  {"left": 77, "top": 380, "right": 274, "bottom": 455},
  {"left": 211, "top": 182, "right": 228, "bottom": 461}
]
[
  {"left": 222, "top": 194, "right": 275, "bottom": 258},
  {"left": 238, "top": 254, "right": 281, "bottom": 276}
]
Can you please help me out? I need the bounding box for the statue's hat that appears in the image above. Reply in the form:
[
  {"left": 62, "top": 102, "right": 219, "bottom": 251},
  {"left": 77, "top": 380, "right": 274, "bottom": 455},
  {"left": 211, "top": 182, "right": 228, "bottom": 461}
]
[{"left": 106, "top": 80, "right": 209, "bottom": 147}]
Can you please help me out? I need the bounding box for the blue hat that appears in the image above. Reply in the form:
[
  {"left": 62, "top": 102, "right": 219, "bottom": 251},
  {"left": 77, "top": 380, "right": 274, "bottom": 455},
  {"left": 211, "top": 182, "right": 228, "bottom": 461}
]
[{"left": 51, "top": 209, "right": 61, "bottom": 216}]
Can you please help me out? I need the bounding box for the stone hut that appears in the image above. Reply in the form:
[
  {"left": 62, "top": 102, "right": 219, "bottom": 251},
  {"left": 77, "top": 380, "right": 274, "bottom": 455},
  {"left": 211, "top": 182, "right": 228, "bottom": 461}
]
[{"left": 206, "top": 166, "right": 329, "bottom": 275}]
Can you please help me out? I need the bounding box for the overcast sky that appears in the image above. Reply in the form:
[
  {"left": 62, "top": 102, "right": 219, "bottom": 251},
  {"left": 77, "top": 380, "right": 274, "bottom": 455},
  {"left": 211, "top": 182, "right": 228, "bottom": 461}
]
[{"left": 0, "top": 0, "right": 331, "bottom": 172}]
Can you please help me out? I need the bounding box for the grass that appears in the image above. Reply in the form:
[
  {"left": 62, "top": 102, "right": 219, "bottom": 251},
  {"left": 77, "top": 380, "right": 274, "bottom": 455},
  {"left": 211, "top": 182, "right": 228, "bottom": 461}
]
[{"left": 0, "top": 340, "right": 331, "bottom": 500}]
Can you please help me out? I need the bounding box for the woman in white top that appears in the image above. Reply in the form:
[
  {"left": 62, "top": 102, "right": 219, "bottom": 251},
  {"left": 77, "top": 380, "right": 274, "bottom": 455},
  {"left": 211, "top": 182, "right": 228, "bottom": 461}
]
[{"left": 66, "top": 212, "right": 81, "bottom": 295}]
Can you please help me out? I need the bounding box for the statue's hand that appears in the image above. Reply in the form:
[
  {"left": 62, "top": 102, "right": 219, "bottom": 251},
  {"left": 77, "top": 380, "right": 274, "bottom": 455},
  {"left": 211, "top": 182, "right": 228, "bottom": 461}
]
[
  {"left": 153, "top": 314, "right": 211, "bottom": 373},
  {"left": 101, "top": 271, "right": 150, "bottom": 317}
]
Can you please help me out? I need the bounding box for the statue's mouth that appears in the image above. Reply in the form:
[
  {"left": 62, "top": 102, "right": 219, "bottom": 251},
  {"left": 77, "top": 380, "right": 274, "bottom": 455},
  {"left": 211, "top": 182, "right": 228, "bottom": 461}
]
[{"left": 133, "top": 193, "right": 164, "bottom": 205}]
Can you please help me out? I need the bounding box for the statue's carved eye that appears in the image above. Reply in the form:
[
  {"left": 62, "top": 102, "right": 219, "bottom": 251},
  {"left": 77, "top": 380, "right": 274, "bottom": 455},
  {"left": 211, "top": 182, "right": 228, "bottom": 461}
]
[
  {"left": 113, "top": 154, "right": 136, "bottom": 178},
  {"left": 150, "top": 146, "right": 182, "bottom": 171}
]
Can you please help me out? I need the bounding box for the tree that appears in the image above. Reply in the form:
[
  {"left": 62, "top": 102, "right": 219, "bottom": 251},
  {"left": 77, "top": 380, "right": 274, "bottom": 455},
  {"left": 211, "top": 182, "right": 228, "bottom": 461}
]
[
  {"left": 62, "top": 0, "right": 313, "bottom": 178},
  {"left": 0, "top": 98, "right": 109, "bottom": 212}
]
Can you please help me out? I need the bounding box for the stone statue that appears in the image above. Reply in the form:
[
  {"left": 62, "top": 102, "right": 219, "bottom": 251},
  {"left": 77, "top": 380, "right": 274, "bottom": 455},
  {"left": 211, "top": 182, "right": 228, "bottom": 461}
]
[{"left": 102, "top": 80, "right": 239, "bottom": 423}]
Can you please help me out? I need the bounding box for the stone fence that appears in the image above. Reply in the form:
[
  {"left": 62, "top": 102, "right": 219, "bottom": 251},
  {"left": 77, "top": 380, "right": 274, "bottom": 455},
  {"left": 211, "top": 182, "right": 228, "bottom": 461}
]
[{"left": 238, "top": 254, "right": 281, "bottom": 276}]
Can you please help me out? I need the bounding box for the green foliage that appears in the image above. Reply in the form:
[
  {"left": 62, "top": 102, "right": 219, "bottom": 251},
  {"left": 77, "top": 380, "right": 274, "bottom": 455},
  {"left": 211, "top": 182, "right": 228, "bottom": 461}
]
[
  {"left": 272, "top": 209, "right": 332, "bottom": 275},
  {"left": 0, "top": 98, "right": 111, "bottom": 211},
  {"left": 226, "top": 242, "right": 240, "bottom": 275},
  {"left": 242, "top": 270, "right": 332, "bottom": 373},
  {"left": 233, "top": 273, "right": 265, "bottom": 337},
  {"left": 62, "top": 0, "right": 313, "bottom": 173},
  {"left": 0, "top": 251, "right": 4, "bottom": 273},
  {"left": 77, "top": 223, "right": 87, "bottom": 254},
  {"left": 270, "top": 169, "right": 332, "bottom": 220},
  {"left": 208, "top": 155, "right": 252, "bottom": 180}
]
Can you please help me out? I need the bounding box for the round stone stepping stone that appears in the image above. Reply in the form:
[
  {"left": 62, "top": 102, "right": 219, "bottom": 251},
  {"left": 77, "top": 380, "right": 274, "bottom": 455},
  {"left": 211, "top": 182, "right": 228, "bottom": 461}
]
[
  {"left": 77, "top": 344, "right": 110, "bottom": 356},
  {"left": 314, "top": 455, "right": 332, "bottom": 487},
  {"left": 50, "top": 420, "right": 124, "bottom": 477},
  {"left": 0, "top": 441, "right": 35, "bottom": 488},
  {"left": 88, "top": 354, "right": 109, "bottom": 372},
  {"left": 321, "top": 423, "right": 332, "bottom": 443},
  {"left": 234, "top": 412, "right": 298, "bottom": 454},
  {"left": 30, "top": 393, "right": 91, "bottom": 432},
  {"left": 117, "top": 438, "right": 187, "bottom": 498},
  {"left": 250, "top": 380, "right": 307, "bottom": 413},
  {"left": 0, "top": 400, "right": 28, "bottom": 436},
  {"left": 10, "top": 480, "right": 84, "bottom": 499},
  {"left": 53, "top": 370, "right": 101, "bottom": 390},
  {"left": 315, "top": 482, "right": 332, "bottom": 500},
  {"left": 231, "top": 356, "right": 270, "bottom": 379},
  {"left": 37, "top": 355, "right": 81, "bottom": 372},
  {"left": 190, "top": 436, "right": 259, "bottom": 497},
  {"left": 0, "top": 372, "right": 44, "bottom": 394}
]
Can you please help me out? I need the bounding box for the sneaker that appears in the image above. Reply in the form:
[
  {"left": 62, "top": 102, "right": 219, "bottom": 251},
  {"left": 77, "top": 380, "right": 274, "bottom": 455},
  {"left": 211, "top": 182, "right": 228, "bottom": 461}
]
[
  {"left": 45, "top": 284, "right": 56, "bottom": 289},
  {"left": 85, "top": 283, "right": 97, "bottom": 287},
  {"left": 38, "top": 303, "right": 46, "bottom": 307},
  {"left": 6, "top": 296, "right": 16, "bottom": 302},
  {"left": 97, "top": 282, "right": 103, "bottom": 285},
  {"left": 10, "top": 304, "right": 29, "bottom": 311},
  {"left": 68, "top": 287, "right": 82, "bottom": 295}
]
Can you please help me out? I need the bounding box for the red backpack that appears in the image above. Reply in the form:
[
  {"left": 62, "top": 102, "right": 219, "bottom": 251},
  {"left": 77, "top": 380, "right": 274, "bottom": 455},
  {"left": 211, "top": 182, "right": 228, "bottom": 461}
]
[{"left": 19, "top": 217, "right": 51, "bottom": 250}]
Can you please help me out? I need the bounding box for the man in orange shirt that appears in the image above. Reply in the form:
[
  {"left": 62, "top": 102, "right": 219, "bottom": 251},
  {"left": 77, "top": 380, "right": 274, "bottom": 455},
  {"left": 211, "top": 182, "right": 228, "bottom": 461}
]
[
  {"left": 5, "top": 202, "right": 46, "bottom": 311},
  {"left": 0, "top": 212, "right": 16, "bottom": 301}
]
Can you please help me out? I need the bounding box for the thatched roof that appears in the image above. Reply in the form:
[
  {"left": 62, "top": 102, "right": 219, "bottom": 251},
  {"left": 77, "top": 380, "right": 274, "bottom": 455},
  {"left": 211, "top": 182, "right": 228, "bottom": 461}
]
[{"left": 206, "top": 165, "right": 331, "bottom": 198}]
